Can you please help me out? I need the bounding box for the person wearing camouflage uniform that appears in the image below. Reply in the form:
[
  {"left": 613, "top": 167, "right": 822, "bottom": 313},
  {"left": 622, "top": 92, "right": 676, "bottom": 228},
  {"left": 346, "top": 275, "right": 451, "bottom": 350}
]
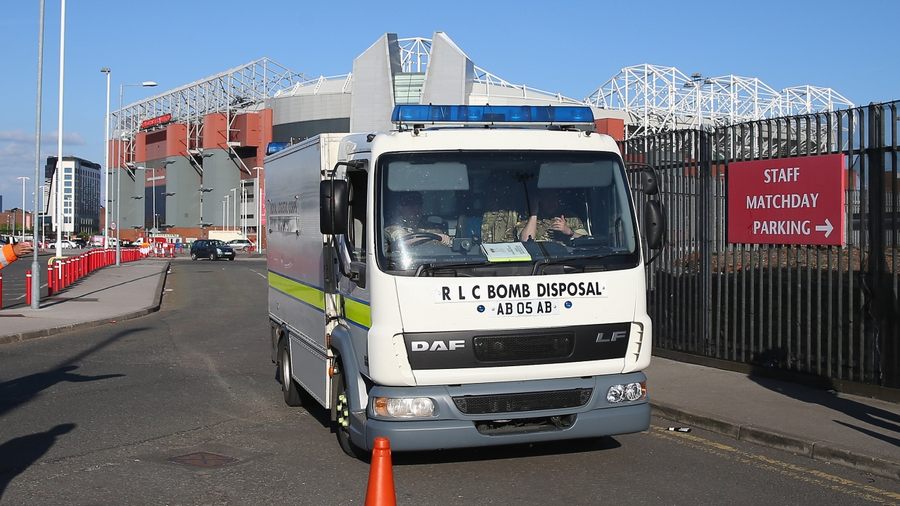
[
  {"left": 519, "top": 188, "right": 587, "bottom": 242},
  {"left": 520, "top": 214, "right": 587, "bottom": 242},
  {"left": 480, "top": 209, "right": 520, "bottom": 243},
  {"left": 384, "top": 192, "right": 451, "bottom": 247},
  {"left": 480, "top": 188, "right": 587, "bottom": 243}
]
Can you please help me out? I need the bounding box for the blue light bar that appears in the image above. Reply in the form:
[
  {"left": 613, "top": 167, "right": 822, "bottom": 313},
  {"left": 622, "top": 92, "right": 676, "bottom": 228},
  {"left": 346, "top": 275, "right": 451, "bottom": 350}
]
[
  {"left": 391, "top": 105, "right": 595, "bottom": 125},
  {"left": 266, "top": 142, "right": 289, "bottom": 155}
]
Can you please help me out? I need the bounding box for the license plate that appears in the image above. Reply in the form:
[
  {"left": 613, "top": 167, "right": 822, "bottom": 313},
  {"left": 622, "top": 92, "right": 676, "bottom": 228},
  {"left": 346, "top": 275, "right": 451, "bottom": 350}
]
[{"left": 490, "top": 300, "right": 558, "bottom": 316}]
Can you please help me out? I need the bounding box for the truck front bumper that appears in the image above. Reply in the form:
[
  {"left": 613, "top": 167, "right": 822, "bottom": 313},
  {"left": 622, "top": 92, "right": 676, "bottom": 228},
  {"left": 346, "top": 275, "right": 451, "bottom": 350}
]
[{"left": 355, "top": 372, "right": 650, "bottom": 452}]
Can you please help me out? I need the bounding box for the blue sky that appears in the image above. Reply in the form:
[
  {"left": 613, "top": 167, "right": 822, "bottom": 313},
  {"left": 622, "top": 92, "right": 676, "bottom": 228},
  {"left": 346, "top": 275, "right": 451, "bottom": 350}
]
[{"left": 0, "top": 0, "right": 896, "bottom": 207}]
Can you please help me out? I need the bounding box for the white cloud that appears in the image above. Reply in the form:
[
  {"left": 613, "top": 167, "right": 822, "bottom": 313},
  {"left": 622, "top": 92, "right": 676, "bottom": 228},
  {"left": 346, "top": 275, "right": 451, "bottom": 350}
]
[
  {"left": 0, "top": 130, "right": 86, "bottom": 146},
  {"left": 0, "top": 130, "right": 86, "bottom": 209}
]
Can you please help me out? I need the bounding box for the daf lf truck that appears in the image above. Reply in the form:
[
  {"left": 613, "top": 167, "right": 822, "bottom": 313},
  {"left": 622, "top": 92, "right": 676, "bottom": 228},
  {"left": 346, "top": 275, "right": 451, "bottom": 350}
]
[{"left": 266, "top": 105, "right": 664, "bottom": 457}]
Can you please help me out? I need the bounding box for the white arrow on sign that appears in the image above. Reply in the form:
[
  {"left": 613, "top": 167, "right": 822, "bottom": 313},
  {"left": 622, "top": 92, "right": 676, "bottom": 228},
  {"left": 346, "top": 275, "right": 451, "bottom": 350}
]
[{"left": 815, "top": 218, "right": 833, "bottom": 238}]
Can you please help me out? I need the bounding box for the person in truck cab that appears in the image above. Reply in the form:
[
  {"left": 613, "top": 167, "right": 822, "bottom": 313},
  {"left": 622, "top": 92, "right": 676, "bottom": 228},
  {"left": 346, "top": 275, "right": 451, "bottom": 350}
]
[
  {"left": 0, "top": 241, "right": 33, "bottom": 270},
  {"left": 384, "top": 192, "right": 452, "bottom": 248},
  {"left": 518, "top": 188, "right": 587, "bottom": 242}
]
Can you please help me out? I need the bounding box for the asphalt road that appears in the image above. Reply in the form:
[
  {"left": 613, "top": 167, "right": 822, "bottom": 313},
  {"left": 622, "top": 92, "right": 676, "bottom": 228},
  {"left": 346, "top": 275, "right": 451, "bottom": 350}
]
[{"left": 0, "top": 259, "right": 897, "bottom": 505}]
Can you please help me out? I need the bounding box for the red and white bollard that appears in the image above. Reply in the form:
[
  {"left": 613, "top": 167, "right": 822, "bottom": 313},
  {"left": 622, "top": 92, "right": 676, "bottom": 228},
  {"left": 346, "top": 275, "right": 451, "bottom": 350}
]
[
  {"left": 47, "top": 264, "right": 54, "bottom": 296},
  {"left": 25, "top": 270, "right": 32, "bottom": 307}
]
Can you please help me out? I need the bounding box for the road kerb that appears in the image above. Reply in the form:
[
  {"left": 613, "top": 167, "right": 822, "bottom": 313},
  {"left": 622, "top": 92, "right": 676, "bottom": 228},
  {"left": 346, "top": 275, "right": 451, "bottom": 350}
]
[{"left": 651, "top": 401, "right": 900, "bottom": 481}]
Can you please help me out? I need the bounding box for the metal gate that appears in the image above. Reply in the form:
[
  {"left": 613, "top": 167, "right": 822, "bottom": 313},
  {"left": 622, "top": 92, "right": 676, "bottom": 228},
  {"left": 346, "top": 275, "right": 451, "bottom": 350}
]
[{"left": 623, "top": 102, "right": 899, "bottom": 388}]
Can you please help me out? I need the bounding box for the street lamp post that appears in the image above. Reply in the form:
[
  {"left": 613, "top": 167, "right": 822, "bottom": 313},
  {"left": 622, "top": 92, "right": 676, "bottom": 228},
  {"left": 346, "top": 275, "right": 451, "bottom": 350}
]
[
  {"left": 241, "top": 184, "right": 247, "bottom": 239},
  {"left": 224, "top": 195, "right": 230, "bottom": 231},
  {"left": 38, "top": 184, "right": 46, "bottom": 247},
  {"left": 230, "top": 187, "right": 237, "bottom": 234},
  {"left": 18, "top": 176, "right": 30, "bottom": 242},
  {"left": 253, "top": 166, "right": 263, "bottom": 250},
  {"left": 150, "top": 166, "right": 155, "bottom": 234},
  {"left": 115, "top": 79, "right": 157, "bottom": 266},
  {"left": 101, "top": 67, "right": 111, "bottom": 248},
  {"left": 222, "top": 200, "right": 226, "bottom": 230},
  {"left": 31, "top": 0, "right": 46, "bottom": 309},
  {"left": 54, "top": 0, "right": 66, "bottom": 259}
]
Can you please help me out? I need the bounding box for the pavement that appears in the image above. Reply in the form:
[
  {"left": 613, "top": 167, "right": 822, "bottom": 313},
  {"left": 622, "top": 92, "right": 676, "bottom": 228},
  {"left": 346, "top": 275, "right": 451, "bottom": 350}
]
[{"left": 0, "top": 257, "right": 896, "bottom": 481}]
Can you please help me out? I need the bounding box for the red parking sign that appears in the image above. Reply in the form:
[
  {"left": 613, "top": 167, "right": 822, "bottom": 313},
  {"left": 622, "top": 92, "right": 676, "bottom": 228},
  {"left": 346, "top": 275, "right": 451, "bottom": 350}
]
[{"left": 727, "top": 154, "right": 846, "bottom": 246}]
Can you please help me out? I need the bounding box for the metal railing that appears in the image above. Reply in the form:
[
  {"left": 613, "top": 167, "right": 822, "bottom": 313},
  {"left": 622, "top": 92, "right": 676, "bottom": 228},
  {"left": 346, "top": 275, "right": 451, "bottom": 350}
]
[{"left": 624, "top": 101, "right": 899, "bottom": 387}]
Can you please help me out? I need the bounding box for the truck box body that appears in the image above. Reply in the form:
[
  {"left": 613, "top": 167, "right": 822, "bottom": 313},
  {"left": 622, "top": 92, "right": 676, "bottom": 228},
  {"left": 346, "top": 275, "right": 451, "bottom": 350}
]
[{"left": 267, "top": 119, "right": 652, "bottom": 454}]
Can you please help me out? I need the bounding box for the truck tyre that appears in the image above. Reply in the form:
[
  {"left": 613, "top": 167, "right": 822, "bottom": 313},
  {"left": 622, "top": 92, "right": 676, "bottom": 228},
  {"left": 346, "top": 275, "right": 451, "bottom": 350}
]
[
  {"left": 334, "top": 358, "right": 368, "bottom": 460},
  {"left": 278, "top": 339, "right": 303, "bottom": 407}
]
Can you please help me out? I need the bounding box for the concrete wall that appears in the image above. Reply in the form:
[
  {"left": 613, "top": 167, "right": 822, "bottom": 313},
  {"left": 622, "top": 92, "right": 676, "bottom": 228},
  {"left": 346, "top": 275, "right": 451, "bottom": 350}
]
[
  {"left": 420, "top": 31, "right": 474, "bottom": 105},
  {"left": 163, "top": 157, "right": 201, "bottom": 227},
  {"left": 350, "top": 33, "right": 401, "bottom": 133},
  {"left": 199, "top": 149, "right": 240, "bottom": 227}
]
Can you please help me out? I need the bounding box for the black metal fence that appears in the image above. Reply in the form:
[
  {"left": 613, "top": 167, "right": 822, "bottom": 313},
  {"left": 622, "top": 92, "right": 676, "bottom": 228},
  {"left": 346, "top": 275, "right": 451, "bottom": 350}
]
[{"left": 624, "top": 102, "right": 899, "bottom": 388}]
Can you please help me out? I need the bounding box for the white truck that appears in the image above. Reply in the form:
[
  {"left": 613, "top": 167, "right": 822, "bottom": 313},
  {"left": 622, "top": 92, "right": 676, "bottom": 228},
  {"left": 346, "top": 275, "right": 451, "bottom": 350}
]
[{"left": 266, "top": 105, "right": 664, "bottom": 457}]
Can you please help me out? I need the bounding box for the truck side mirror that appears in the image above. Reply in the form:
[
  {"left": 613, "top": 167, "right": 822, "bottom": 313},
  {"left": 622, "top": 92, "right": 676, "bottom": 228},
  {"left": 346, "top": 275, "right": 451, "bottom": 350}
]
[
  {"left": 320, "top": 180, "right": 349, "bottom": 235},
  {"left": 640, "top": 167, "right": 659, "bottom": 196},
  {"left": 625, "top": 162, "right": 660, "bottom": 196},
  {"left": 643, "top": 200, "right": 665, "bottom": 251}
]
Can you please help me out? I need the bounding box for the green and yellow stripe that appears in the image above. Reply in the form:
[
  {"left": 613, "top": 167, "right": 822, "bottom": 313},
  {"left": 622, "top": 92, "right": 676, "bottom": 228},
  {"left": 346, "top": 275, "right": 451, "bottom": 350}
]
[{"left": 268, "top": 271, "right": 371, "bottom": 329}]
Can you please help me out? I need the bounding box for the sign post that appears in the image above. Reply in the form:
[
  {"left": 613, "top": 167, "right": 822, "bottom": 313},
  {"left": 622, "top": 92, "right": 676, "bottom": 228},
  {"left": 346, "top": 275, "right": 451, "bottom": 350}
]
[{"left": 727, "top": 154, "right": 846, "bottom": 246}]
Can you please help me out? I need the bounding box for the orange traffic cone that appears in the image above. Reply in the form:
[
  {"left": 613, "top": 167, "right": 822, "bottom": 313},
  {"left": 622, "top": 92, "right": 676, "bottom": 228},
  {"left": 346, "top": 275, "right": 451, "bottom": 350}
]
[{"left": 365, "top": 437, "right": 396, "bottom": 506}]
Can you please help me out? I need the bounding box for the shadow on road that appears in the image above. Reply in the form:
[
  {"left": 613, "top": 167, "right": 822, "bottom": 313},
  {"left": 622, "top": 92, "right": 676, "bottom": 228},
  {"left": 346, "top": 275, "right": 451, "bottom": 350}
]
[
  {"left": 749, "top": 361, "right": 900, "bottom": 446},
  {"left": 0, "top": 327, "right": 146, "bottom": 418},
  {"left": 0, "top": 365, "right": 124, "bottom": 418},
  {"left": 0, "top": 423, "right": 75, "bottom": 500}
]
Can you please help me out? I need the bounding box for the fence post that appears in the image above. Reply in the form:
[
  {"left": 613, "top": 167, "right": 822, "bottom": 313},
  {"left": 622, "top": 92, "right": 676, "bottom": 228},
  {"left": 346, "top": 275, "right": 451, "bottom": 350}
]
[
  {"left": 865, "top": 103, "right": 896, "bottom": 387},
  {"left": 699, "top": 130, "right": 714, "bottom": 354}
]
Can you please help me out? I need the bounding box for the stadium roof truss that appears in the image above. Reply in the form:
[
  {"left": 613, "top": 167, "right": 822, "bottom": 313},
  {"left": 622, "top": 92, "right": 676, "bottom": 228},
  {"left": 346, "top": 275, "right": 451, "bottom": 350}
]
[
  {"left": 585, "top": 64, "right": 853, "bottom": 139},
  {"left": 111, "top": 57, "right": 306, "bottom": 172}
]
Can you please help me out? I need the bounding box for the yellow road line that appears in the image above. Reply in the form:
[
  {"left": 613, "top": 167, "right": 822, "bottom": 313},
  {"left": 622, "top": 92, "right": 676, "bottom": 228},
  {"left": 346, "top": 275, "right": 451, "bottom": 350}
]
[{"left": 650, "top": 425, "right": 900, "bottom": 504}]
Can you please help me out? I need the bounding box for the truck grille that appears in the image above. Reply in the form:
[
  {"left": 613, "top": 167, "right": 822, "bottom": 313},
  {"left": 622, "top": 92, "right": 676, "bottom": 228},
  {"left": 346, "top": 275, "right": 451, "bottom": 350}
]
[
  {"left": 473, "top": 333, "right": 574, "bottom": 362},
  {"left": 452, "top": 388, "right": 592, "bottom": 415}
]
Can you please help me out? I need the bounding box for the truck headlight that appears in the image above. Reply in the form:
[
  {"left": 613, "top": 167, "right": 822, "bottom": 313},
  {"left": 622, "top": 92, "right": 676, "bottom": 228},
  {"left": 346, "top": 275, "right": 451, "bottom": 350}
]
[
  {"left": 606, "top": 384, "right": 625, "bottom": 403},
  {"left": 373, "top": 397, "right": 436, "bottom": 418},
  {"left": 607, "top": 382, "right": 646, "bottom": 403}
]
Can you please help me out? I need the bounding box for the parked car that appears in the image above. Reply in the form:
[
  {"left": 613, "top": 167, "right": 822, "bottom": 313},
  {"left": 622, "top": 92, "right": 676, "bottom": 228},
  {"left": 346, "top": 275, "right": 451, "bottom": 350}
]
[
  {"left": 190, "top": 239, "right": 235, "bottom": 261},
  {"left": 49, "top": 240, "right": 76, "bottom": 249},
  {"left": 226, "top": 239, "right": 254, "bottom": 251}
]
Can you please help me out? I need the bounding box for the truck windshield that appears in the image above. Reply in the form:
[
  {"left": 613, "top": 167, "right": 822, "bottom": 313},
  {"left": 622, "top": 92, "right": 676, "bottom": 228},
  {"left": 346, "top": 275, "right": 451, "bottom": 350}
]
[{"left": 376, "top": 150, "right": 639, "bottom": 276}]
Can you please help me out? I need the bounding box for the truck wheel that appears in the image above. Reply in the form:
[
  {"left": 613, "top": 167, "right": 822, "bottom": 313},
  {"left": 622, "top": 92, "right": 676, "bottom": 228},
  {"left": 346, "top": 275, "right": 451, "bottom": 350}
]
[
  {"left": 278, "top": 339, "right": 303, "bottom": 407},
  {"left": 334, "top": 358, "right": 367, "bottom": 459}
]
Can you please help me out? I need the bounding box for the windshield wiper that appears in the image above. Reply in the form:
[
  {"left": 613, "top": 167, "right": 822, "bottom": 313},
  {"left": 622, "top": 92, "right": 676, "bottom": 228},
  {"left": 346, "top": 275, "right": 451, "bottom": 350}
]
[
  {"left": 414, "top": 259, "right": 494, "bottom": 277},
  {"left": 531, "top": 251, "right": 628, "bottom": 275}
]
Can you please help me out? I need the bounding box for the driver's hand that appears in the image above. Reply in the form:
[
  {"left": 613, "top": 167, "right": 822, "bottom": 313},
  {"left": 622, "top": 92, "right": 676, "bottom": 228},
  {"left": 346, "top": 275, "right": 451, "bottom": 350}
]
[{"left": 550, "top": 215, "right": 573, "bottom": 236}]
